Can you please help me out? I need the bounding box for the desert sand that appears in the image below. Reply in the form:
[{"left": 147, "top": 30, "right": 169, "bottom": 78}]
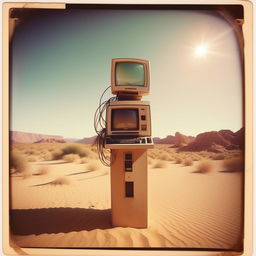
[{"left": 10, "top": 144, "right": 243, "bottom": 249}]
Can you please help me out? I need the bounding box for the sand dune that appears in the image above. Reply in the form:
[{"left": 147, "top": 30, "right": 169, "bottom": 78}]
[{"left": 10, "top": 151, "right": 243, "bottom": 249}]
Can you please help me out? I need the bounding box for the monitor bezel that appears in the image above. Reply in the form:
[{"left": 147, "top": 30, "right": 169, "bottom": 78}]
[
  {"left": 106, "top": 101, "right": 152, "bottom": 137},
  {"left": 111, "top": 108, "right": 140, "bottom": 131},
  {"left": 111, "top": 58, "right": 150, "bottom": 96}
]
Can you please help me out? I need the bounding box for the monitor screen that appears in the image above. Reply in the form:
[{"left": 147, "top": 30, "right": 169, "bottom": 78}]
[
  {"left": 111, "top": 109, "right": 139, "bottom": 130},
  {"left": 115, "top": 62, "right": 145, "bottom": 86}
]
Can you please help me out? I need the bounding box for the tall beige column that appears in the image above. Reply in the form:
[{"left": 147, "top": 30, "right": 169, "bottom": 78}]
[{"left": 110, "top": 148, "right": 148, "bottom": 228}]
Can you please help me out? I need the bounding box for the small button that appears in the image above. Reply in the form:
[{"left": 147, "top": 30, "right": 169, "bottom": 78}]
[
  {"left": 146, "top": 138, "right": 152, "bottom": 143},
  {"left": 125, "top": 153, "right": 132, "bottom": 160},
  {"left": 141, "top": 125, "right": 147, "bottom": 130},
  {"left": 141, "top": 115, "right": 146, "bottom": 120}
]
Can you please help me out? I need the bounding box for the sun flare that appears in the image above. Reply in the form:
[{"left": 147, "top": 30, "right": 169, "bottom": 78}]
[{"left": 194, "top": 45, "right": 208, "bottom": 58}]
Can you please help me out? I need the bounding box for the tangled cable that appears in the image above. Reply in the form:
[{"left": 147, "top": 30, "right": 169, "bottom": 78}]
[{"left": 93, "top": 86, "right": 116, "bottom": 166}]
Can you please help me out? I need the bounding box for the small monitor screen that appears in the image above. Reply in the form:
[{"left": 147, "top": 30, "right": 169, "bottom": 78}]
[
  {"left": 115, "top": 62, "right": 145, "bottom": 86},
  {"left": 111, "top": 109, "right": 139, "bottom": 130}
]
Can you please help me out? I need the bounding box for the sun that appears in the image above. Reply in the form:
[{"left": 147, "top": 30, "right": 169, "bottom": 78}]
[{"left": 194, "top": 45, "right": 208, "bottom": 58}]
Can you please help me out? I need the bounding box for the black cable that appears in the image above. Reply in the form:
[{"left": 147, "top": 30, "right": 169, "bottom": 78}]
[{"left": 93, "top": 86, "right": 117, "bottom": 167}]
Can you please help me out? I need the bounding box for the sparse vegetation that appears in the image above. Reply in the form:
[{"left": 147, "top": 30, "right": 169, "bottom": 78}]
[
  {"left": 222, "top": 157, "right": 244, "bottom": 172},
  {"left": 86, "top": 162, "right": 99, "bottom": 172},
  {"left": 62, "top": 144, "right": 91, "bottom": 158},
  {"left": 153, "top": 160, "right": 167, "bottom": 168},
  {"left": 183, "top": 159, "right": 193, "bottom": 166},
  {"left": 10, "top": 151, "right": 29, "bottom": 174},
  {"left": 27, "top": 155, "right": 37, "bottom": 162},
  {"left": 175, "top": 158, "right": 182, "bottom": 164},
  {"left": 158, "top": 152, "right": 171, "bottom": 161},
  {"left": 211, "top": 154, "right": 225, "bottom": 160},
  {"left": 195, "top": 160, "right": 212, "bottom": 173},
  {"left": 62, "top": 153, "right": 80, "bottom": 163},
  {"left": 80, "top": 157, "right": 89, "bottom": 164},
  {"left": 51, "top": 149, "right": 63, "bottom": 160}
]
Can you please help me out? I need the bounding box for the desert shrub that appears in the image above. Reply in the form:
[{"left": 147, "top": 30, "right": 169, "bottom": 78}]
[
  {"left": 86, "top": 162, "right": 99, "bottom": 172},
  {"left": 10, "top": 151, "right": 29, "bottom": 174},
  {"left": 27, "top": 156, "right": 37, "bottom": 162},
  {"left": 90, "top": 146, "right": 98, "bottom": 153},
  {"left": 195, "top": 160, "right": 212, "bottom": 173},
  {"left": 158, "top": 152, "right": 171, "bottom": 161},
  {"left": 62, "top": 153, "right": 80, "bottom": 163},
  {"left": 43, "top": 152, "right": 53, "bottom": 161},
  {"left": 190, "top": 154, "right": 201, "bottom": 161},
  {"left": 222, "top": 157, "right": 244, "bottom": 172},
  {"left": 51, "top": 149, "right": 63, "bottom": 160},
  {"left": 175, "top": 158, "right": 182, "bottom": 164},
  {"left": 62, "top": 144, "right": 91, "bottom": 158},
  {"left": 211, "top": 154, "right": 225, "bottom": 160},
  {"left": 153, "top": 160, "right": 167, "bottom": 168},
  {"left": 80, "top": 157, "right": 89, "bottom": 164},
  {"left": 51, "top": 177, "right": 71, "bottom": 185},
  {"left": 183, "top": 159, "right": 193, "bottom": 166},
  {"left": 35, "top": 166, "right": 50, "bottom": 175}
]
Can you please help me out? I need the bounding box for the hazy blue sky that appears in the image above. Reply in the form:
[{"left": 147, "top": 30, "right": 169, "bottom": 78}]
[{"left": 11, "top": 9, "right": 242, "bottom": 138}]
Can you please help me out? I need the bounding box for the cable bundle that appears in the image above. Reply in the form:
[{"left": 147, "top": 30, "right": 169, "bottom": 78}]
[{"left": 93, "top": 86, "right": 116, "bottom": 166}]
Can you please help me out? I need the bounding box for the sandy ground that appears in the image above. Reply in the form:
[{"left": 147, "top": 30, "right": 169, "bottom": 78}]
[{"left": 10, "top": 156, "right": 243, "bottom": 249}]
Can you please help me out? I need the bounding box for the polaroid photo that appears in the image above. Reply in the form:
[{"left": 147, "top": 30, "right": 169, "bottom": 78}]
[{"left": 2, "top": 1, "right": 253, "bottom": 255}]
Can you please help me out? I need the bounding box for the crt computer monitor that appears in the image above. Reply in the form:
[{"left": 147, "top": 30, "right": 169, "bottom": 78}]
[
  {"left": 106, "top": 101, "right": 151, "bottom": 137},
  {"left": 111, "top": 58, "right": 150, "bottom": 96}
]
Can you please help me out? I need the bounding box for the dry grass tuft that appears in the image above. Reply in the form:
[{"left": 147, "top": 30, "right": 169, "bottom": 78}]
[
  {"left": 195, "top": 160, "right": 212, "bottom": 173},
  {"left": 183, "top": 159, "right": 193, "bottom": 166},
  {"left": 62, "top": 144, "right": 91, "bottom": 158},
  {"left": 211, "top": 154, "right": 225, "bottom": 160},
  {"left": 10, "top": 151, "right": 29, "bottom": 174},
  {"left": 222, "top": 157, "right": 244, "bottom": 172},
  {"left": 153, "top": 160, "right": 167, "bottom": 168},
  {"left": 62, "top": 153, "right": 80, "bottom": 163},
  {"left": 80, "top": 157, "right": 89, "bottom": 164},
  {"left": 27, "top": 155, "right": 37, "bottom": 162},
  {"left": 51, "top": 177, "right": 71, "bottom": 185},
  {"left": 43, "top": 152, "right": 53, "bottom": 161},
  {"left": 86, "top": 162, "right": 99, "bottom": 172},
  {"left": 35, "top": 166, "right": 50, "bottom": 176},
  {"left": 175, "top": 157, "right": 183, "bottom": 164},
  {"left": 51, "top": 149, "right": 63, "bottom": 160},
  {"left": 158, "top": 152, "right": 171, "bottom": 161}
]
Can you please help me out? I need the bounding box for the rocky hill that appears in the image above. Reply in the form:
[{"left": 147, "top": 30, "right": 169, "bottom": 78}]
[
  {"left": 153, "top": 132, "right": 193, "bottom": 146},
  {"left": 180, "top": 128, "right": 244, "bottom": 152},
  {"left": 35, "top": 138, "right": 66, "bottom": 143},
  {"left": 10, "top": 131, "right": 65, "bottom": 144},
  {"left": 76, "top": 136, "right": 97, "bottom": 144}
]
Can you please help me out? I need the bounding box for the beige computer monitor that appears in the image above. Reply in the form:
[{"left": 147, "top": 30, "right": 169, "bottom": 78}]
[
  {"left": 111, "top": 58, "right": 150, "bottom": 97},
  {"left": 106, "top": 100, "right": 152, "bottom": 137}
]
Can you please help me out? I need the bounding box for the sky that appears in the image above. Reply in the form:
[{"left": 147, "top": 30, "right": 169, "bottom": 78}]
[{"left": 10, "top": 8, "right": 243, "bottom": 139}]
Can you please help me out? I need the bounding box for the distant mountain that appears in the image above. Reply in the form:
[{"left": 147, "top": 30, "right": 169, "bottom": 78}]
[
  {"left": 76, "top": 136, "right": 97, "bottom": 144},
  {"left": 179, "top": 128, "right": 244, "bottom": 153},
  {"left": 153, "top": 135, "right": 175, "bottom": 144},
  {"left": 10, "top": 131, "right": 66, "bottom": 144},
  {"left": 35, "top": 138, "right": 66, "bottom": 143},
  {"left": 64, "top": 138, "right": 81, "bottom": 143},
  {"left": 153, "top": 132, "right": 194, "bottom": 146}
]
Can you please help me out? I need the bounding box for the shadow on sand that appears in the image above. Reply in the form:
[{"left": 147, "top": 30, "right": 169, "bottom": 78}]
[{"left": 10, "top": 207, "right": 112, "bottom": 235}]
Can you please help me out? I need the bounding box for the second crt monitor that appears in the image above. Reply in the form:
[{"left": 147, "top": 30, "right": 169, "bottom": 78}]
[
  {"left": 106, "top": 100, "right": 151, "bottom": 137},
  {"left": 111, "top": 58, "right": 150, "bottom": 97}
]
